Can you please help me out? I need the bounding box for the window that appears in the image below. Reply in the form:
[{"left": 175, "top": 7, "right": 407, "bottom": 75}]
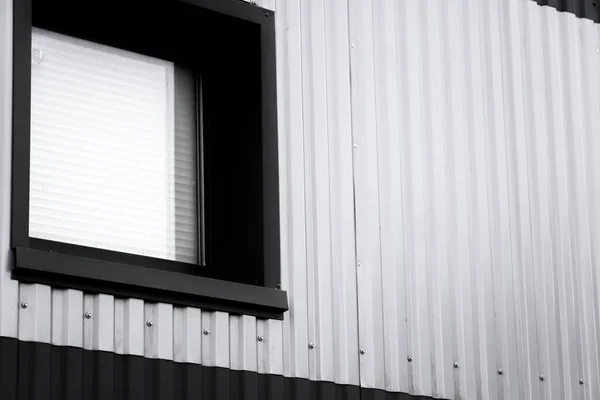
[
  {"left": 12, "top": 0, "right": 287, "bottom": 319},
  {"left": 30, "top": 29, "right": 200, "bottom": 264}
]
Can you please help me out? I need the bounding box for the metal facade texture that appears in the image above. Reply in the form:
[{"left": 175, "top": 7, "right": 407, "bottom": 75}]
[
  {"left": 0, "top": 1, "right": 599, "bottom": 400},
  {"left": 349, "top": 0, "right": 600, "bottom": 398}
]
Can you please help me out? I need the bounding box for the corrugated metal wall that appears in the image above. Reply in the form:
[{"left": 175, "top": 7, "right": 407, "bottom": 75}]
[
  {"left": 1, "top": 0, "right": 600, "bottom": 399},
  {"left": 350, "top": 0, "right": 600, "bottom": 399}
]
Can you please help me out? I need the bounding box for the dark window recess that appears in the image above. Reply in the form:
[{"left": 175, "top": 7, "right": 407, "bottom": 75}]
[{"left": 11, "top": 0, "right": 287, "bottom": 319}]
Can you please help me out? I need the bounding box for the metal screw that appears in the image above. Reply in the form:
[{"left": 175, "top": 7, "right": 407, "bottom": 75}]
[
  {"left": 453, "top": 362, "right": 460, "bottom": 369},
  {"left": 351, "top": 43, "right": 356, "bottom": 48},
  {"left": 20, "top": 301, "right": 28, "bottom": 309},
  {"left": 359, "top": 348, "right": 366, "bottom": 355},
  {"left": 308, "top": 342, "right": 315, "bottom": 349},
  {"left": 357, "top": 262, "right": 361, "bottom": 267},
  {"left": 257, "top": 335, "right": 264, "bottom": 342},
  {"left": 353, "top": 143, "right": 358, "bottom": 148},
  {"left": 265, "top": 12, "right": 269, "bottom": 17},
  {"left": 203, "top": 329, "right": 210, "bottom": 335},
  {"left": 539, "top": 375, "right": 546, "bottom": 382},
  {"left": 497, "top": 369, "right": 504, "bottom": 375},
  {"left": 85, "top": 312, "right": 92, "bottom": 319},
  {"left": 277, "top": 283, "right": 281, "bottom": 289},
  {"left": 407, "top": 355, "right": 413, "bottom": 362},
  {"left": 579, "top": 378, "right": 584, "bottom": 385},
  {"left": 146, "top": 320, "right": 153, "bottom": 327}
]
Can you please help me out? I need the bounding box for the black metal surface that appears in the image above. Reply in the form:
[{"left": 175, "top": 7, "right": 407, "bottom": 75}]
[
  {"left": 0, "top": 337, "right": 448, "bottom": 400},
  {"left": 259, "top": 11, "right": 281, "bottom": 289},
  {"left": 10, "top": 0, "right": 32, "bottom": 248},
  {"left": 534, "top": 0, "right": 600, "bottom": 23},
  {"left": 28, "top": 238, "right": 213, "bottom": 277},
  {"left": 0, "top": 337, "right": 18, "bottom": 399},
  {"left": 13, "top": 247, "right": 288, "bottom": 319}
]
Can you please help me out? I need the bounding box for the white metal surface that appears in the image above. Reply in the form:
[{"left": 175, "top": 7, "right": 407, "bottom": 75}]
[
  {"left": 1, "top": 0, "right": 600, "bottom": 399},
  {"left": 350, "top": 1, "right": 600, "bottom": 399}
]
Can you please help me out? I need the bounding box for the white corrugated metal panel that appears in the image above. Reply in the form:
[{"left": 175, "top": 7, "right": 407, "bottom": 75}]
[
  {"left": 272, "top": 0, "right": 360, "bottom": 385},
  {"left": 1, "top": 0, "right": 600, "bottom": 399},
  {"left": 51, "top": 289, "right": 84, "bottom": 347},
  {"left": 351, "top": 0, "right": 600, "bottom": 399},
  {"left": 277, "top": 0, "right": 310, "bottom": 380}
]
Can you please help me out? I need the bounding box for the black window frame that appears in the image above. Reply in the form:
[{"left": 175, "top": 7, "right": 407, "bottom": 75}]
[{"left": 11, "top": 0, "right": 287, "bottom": 319}]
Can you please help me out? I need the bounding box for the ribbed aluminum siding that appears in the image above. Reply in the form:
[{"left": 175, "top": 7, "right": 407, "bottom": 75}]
[
  {"left": 1, "top": 1, "right": 600, "bottom": 400},
  {"left": 350, "top": 0, "right": 600, "bottom": 399}
]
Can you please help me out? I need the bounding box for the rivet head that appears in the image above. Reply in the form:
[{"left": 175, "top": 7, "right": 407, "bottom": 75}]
[
  {"left": 276, "top": 283, "right": 281, "bottom": 289},
  {"left": 203, "top": 329, "right": 210, "bottom": 335},
  {"left": 20, "top": 301, "right": 28, "bottom": 309},
  {"left": 407, "top": 355, "right": 413, "bottom": 362},
  {"left": 359, "top": 348, "right": 366, "bottom": 355},
  {"left": 85, "top": 312, "right": 92, "bottom": 319},
  {"left": 353, "top": 143, "right": 358, "bottom": 148},
  {"left": 257, "top": 335, "right": 264, "bottom": 342},
  {"left": 539, "top": 375, "right": 546, "bottom": 382},
  {"left": 351, "top": 43, "right": 356, "bottom": 48},
  {"left": 308, "top": 342, "right": 315, "bottom": 349},
  {"left": 146, "top": 320, "right": 153, "bottom": 327},
  {"left": 265, "top": 12, "right": 269, "bottom": 17},
  {"left": 579, "top": 378, "right": 584, "bottom": 385},
  {"left": 453, "top": 362, "right": 460, "bottom": 368},
  {"left": 497, "top": 369, "right": 504, "bottom": 375},
  {"left": 357, "top": 262, "right": 362, "bottom": 267}
]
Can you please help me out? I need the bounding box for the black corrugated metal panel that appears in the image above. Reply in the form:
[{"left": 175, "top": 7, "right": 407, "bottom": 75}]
[
  {"left": 534, "top": 0, "right": 600, "bottom": 23},
  {"left": 0, "top": 337, "right": 446, "bottom": 400}
]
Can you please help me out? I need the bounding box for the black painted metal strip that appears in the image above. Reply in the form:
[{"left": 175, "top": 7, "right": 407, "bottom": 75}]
[
  {"left": 0, "top": 337, "right": 18, "bottom": 400},
  {"left": 18, "top": 341, "right": 52, "bottom": 400},
  {"left": 49, "top": 346, "right": 83, "bottom": 400},
  {"left": 533, "top": 0, "right": 600, "bottom": 23},
  {"left": 0, "top": 337, "right": 449, "bottom": 400},
  {"left": 14, "top": 247, "right": 288, "bottom": 320}
]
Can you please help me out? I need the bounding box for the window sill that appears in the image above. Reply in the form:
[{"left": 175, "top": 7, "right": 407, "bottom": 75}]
[{"left": 12, "top": 247, "right": 288, "bottom": 320}]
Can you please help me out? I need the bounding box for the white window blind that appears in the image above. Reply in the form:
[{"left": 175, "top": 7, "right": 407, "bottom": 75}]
[{"left": 29, "top": 28, "right": 199, "bottom": 264}]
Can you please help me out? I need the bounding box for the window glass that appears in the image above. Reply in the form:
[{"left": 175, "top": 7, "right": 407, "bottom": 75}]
[{"left": 29, "top": 28, "right": 199, "bottom": 263}]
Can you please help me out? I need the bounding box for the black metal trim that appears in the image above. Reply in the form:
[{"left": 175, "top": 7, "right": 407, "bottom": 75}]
[
  {"left": 13, "top": 247, "right": 287, "bottom": 319},
  {"left": 259, "top": 11, "right": 280, "bottom": 289},
  {"left": 533, "top": 0, "right": 600, "bottom": 23},
  {"left": 11, "top": 0, "right": 32, "bottom": 248},
  {"left": 0, "top": 337, "right": 448, "bottom": 400},
  {"left": 10, "top": 0, "right": 285, "bottom": 317},
  {"left": 180, "top": 0, "right": 270, "bottom": 26},
  {"left": 28, "top": 238, "right": 211, "bottom": 277}
]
